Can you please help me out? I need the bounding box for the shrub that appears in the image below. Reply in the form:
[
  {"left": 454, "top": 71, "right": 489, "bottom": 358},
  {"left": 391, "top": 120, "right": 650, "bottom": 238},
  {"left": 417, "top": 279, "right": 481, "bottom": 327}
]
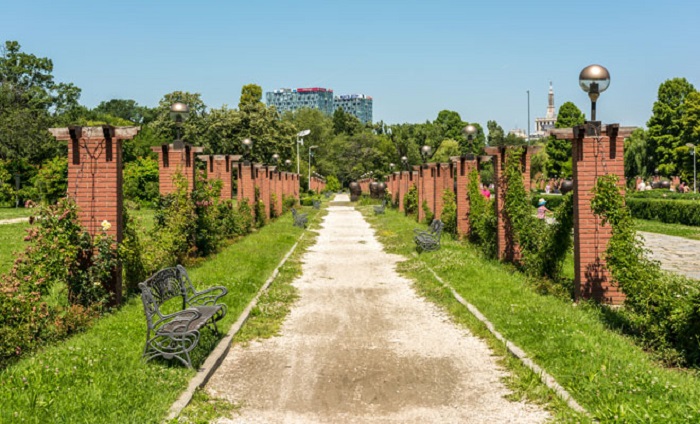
[
  {"left": 32, "top": 156, "right": 67, "bottom": 204},
  {"left": 626, "top": 198, "right": 700, "bottom": 226},
  {"left": 282, "top": 195, "right": 297, "bottom": 212},
  {"left": 325, "top": 175, "right": 341, "bottom": 192},
  {"left": 0, "top": 160, "right": 13, "bottom": 203},
  {"left": 627, "top": 189, "right": 700, "bottom": 201},
  {"left": 300, "top": 196, "right": 314, "bottom": 206},
  {"left": 529, "top": 193, "right": 567, "bottom": 210},
  {"left": 467, "top": 168, "right": 497, "bottom": 258},
  {"left": 120, "top": 207, "right": 147, "bottom": 295},
  {"left": 235, "top": 198, "right": 255, "bottom": 235},
  {"left": 123, "top": 157, "right": 159, "bottom": 205},
  {"left": 403, "top": 184, "right": 418, "bottom": 217},
  {"left": 592, "top": 174, "right": 700, "bottom": 366},
  {"left": 421, "top": 200, "right": 433, "bottom": 224},
  {"left": 270, "top": 193, "right": 278, "bottom": 218},
  {"left": 192, "top": 179, "right": 223, "bottom": 256},
  {"left": 440, "top": 189, "right": 457, "bottom": 236},
  {"left": 254, "top": 187, "right": 266, "bottom": 228}
]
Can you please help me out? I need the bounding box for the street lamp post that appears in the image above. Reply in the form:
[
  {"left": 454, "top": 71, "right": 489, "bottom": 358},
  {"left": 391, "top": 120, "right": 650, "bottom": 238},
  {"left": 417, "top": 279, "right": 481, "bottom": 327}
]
[
  {"left": 579, "top": 64, "right": 611, "bottom": 123},
  {"left": 170, "top": 102, "right": 190, "bottom": 149},
  {"left": 420, "top": 145, "right": 432, "bottom": 164},
  {"left": 297, "top": 129, "right": 311, "bottom": 175},
  {"left": 308, "top": 145, "right": 318, "bottom": 191},
  {"left": 401, "top": 155, "right": 408, "bottom": 171},
  {"left": 241, "top": 138, "right": 253, "bottom": 164},
  {"left": 463, "top": 124, "right": 477, "bottom": 155},
  {"left": 284, "top": 159, "right": 292, "bottom": 171},
  {"left": 687, "top": 143, "right": 697, "bottom": 193}
]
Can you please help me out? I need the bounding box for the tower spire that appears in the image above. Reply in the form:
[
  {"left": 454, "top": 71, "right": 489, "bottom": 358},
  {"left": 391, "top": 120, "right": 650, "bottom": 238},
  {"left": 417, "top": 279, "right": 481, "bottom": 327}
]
[{"left": 546, "top": 81, "right": 555, "bottom": 119}]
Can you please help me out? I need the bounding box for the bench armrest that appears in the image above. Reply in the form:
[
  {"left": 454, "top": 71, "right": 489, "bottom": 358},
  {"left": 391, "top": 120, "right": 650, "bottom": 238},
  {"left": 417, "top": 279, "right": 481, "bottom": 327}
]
[{"left": 187, "top": 286, "right": 228, "bottom": 307}]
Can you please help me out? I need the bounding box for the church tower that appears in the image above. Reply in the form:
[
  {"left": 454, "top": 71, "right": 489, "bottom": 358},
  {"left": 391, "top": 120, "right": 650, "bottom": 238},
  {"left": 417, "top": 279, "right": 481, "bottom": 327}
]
[{"left": 535, "top": 82, "right": 557, "bottom": 138}]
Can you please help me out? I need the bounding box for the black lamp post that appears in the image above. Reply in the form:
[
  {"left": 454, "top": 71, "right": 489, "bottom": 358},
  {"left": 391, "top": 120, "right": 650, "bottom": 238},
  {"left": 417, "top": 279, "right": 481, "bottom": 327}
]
[
  {"left": 284, "top": 159, "right": 292, "bottom": 171},
  {"left": 420, "top": 145, "right": 432, "bottom": 164},
  {"left": 169, "top": 102, "right": 190, "bottom": 149},
  {"left": 241, "top": 138, "right": 253, "bottom": 164},
  {"left": 401, "top": 155, "right": 408, "bottom": 171},
  {"left": 463, "top": 124, "right": 477, "bottom": 155},
  {"left": 271, "top": 153, "right": 280, "bottom": 165}
]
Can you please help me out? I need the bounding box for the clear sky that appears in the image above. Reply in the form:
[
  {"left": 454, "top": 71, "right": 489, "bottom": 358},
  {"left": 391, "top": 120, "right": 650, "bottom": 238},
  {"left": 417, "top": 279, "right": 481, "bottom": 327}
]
[{"left": 3, "top": 0, "right": 699, "bottom": 131}]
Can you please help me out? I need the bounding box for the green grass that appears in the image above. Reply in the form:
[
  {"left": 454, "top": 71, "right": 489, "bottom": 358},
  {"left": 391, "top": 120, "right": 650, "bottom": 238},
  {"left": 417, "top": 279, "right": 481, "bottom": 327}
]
[
  {"left": 634, "top": 218, "right": 700, "bottom": 240},
  {"left": 0, "top": 206, "right": 322, "bottom": 424},
  {"left": 363, "top": 207, "right": 700, "bottom": 423},
  {"left": 0, "top": 222, "right": 30, "bottom": 274},
  {"left": 0, "top": 207, "right": 34, "bottom": 220},
  {"left": 128, "top": 207, "right": 156, "bottom": 232}
]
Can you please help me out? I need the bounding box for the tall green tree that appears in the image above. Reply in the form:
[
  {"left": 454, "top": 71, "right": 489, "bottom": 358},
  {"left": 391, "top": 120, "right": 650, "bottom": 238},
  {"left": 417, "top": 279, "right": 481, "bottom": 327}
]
[
  {"left": 486, "top": 120, "right": 505, "bottom": 146},
  {"left": 543, "top": 101, "right": 585, "bottom": 179},
  {"left": 647, "top": 77, "right": 696, "bottom": 176},
  {"left": 93, "top": 99, "right": 153, "bottom": 124},
  {"left": 148, "top": 91, "right": 208, "bottom": 144},
  {"left": 624, "top": 128, "right": 650, "bottom": 180}
]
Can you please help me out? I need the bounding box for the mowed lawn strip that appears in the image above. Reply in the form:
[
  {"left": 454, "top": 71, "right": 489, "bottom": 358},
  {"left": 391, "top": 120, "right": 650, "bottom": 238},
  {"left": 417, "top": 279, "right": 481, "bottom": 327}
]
[
  {"left": 634, "top": 218, "right": 700, "bottom": 240},
  {"left": 0, "top": 222, "right": 30, "bottom": 274},
  {"left": 0, "top": 208, "right": 319, "bottom": 424},
  {"left": 0, "top": 207, "right": 34, "bottom": 220},
  {"left": 365, "top": 207, "right": 700, "bottom": 423}
]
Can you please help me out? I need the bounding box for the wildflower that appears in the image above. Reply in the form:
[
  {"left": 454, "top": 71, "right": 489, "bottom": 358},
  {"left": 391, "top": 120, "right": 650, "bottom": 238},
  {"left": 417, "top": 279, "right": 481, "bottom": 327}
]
[{"left": 101, "top": 220, "right": 111, "bottom": 231}]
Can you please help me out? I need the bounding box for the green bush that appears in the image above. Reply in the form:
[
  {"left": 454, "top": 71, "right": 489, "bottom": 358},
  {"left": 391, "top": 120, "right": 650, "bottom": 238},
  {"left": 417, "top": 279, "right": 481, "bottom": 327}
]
[
  {"left": 0, "top": 198, "right": 115, "bottom": 368},
  {"left": 421, "top": 199, "right": 433, "bottom": 224},
  {"left": 627, "top": 189, "right": 700, "bottom": 201},
  {"left": 530, "top": 193, "right": 567, "bottom": 209},
  {"left": 325, "top": 175, "right": 341, "bottom": 192},
  {"left": 300, "top": 196, "right": 314, "bottom": 206},
  {"left": 440, "top": 189, "right": 457, "bottom": 236},
  {"left": 592, "top": 174, "right": 700, "bottom": 366},
  {"left": 31, "top": 156, "right": 67, "bottom": 204},
  {"left": 0, "top": 160, "right": 13, "bottom": 204},
  {"left": 403, "top": 184, "right": 418, "bottom": 217},
  {"left": 123, "top": 157, "right": 159, "bottom": 205},
  {"left": 467, "top": 168, "right": 497, "bottom": 258},
  {"left": 626, "top": 198, "right": 700, "bottom": 226},
  {"left": 192, "top": 179, "right": 224, "bottom": 256},
  {"left": 282, "top": 194, "right": 297, "bottom": 212}
]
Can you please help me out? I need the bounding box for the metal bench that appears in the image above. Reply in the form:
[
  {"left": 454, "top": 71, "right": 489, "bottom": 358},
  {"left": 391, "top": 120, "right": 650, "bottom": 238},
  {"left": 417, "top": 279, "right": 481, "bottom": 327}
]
[
  {"left": 138, "top": 265, "right": 227, "bottom": 368},
  {"left": 324, "top": 192, "right": 332, "bottom": 199},
  {"left": 413, "top": 219, "right": 444, "bottom": 252},
  {"left": 373, "top": 199, "right": 386, "bottom": 215},
  {"left": 312, "top": 200, "right": 321, "bottom": 210},
  {"left": 292, "top": 207, "right": 308, "bottom": 228}
]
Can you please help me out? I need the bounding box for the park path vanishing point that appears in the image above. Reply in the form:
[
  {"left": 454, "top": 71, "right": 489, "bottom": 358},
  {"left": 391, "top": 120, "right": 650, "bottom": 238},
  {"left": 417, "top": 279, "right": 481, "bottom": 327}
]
[{"left": 205, "top": 194, "right": 549, "bottom": 423}]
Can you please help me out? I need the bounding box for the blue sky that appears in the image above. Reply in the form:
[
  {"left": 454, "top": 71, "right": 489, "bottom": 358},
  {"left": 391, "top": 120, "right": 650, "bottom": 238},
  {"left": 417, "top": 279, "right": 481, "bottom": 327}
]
[{"left": 3, "top": 0, "right": 699, "bottom": 131}]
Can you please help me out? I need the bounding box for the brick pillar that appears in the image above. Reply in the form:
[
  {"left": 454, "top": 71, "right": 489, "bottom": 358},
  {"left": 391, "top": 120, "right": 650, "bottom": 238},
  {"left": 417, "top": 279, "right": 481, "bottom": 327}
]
[
  {"left": 415, "top": 167, "right": 425, "bottom": 222},
  {"left": 421, "top": 164, "right": 437, "bottom": 222},
  {"left": 553, "top": 124, "right": 630, "bottom": 304},
  {"left": 49, "top": 126, "right": 140, "bottom": 305},
  {"left": 199, "top": 154, "right": 241, "bottom": 200},
  {"left": 152, "top": 143, "right": 203, "bottom": 195},
  {"left": 261, "top": 166, "right": 271, "bottom": 221},
  {"left": 274, "top": 170, "right": 283, "bottom": 216},
  {"left": 237, "top": 162, "right": 256, "bottom": 213},
  {"left": 454, "top": 156, "right": 478, "bottom": 237},
  {"left": 484, "top": 147, "right": 509, "bottom": 260},
  {"left": 433, "top": 163, "right": 452, "bottom": 220},
  {"left": 398, "top": 171, "right": 409, "bottom": 212}
]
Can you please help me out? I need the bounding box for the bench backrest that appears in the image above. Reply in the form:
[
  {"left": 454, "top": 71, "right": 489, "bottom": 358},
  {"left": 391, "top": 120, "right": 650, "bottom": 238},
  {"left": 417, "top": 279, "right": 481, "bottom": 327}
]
[
  {"left": 292, "top": 208, "right": 298, "bottom": 217},
  {"left": 430, "top": 219, "right": 444, "bottom": 237},
  {"left": 139, "top": 266, "right": 191, "bottom": 325}
]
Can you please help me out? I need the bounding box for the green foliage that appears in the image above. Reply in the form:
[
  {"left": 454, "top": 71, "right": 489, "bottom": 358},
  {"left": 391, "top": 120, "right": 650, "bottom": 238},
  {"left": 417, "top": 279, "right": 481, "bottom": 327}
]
[
  {"left": 0, "top": 159, "right": 13, "bottom": 202},
  {"left": 647, "top": 78, "right": 697, "bottom": 177},
  {"left": 503, "top": 148, "right": 572, "bottom": 280},
  {"left": 421, "top": 200, "right": 433, "bottom": 224},
  {"left": 544, "top": 135, "right": 572, "bottom": 179},
  {"left": 235, "top": 198, "right": 255, "bottom": 235},
  {"left": 93, "top": 99, "right": 152, "bottom": 124},
  {"left": 403, "top": 184, "right": 418, "bottom": 217},
  {"left": 120, "top": 207, "right": 147, "bottom": 295},
  {"left": 238, "top": 84, "right": 263, "bottom": 109},
  {"left": 529, "top": 194, "right": 567, "bottom": 209},
  {"left": 431, "top": 139, "right": 460, "bottom": 163},
  {"left": 467, "top": 169, "right": 497, "bottom": 257},
  {"left": 624, "top": 128, "right": 651, "bottom": 180},
  {"left": 592, "top": 174, "right": 700, "bottom": 366},
  {"left": 192, "top": 179, "right": 224, "bottom": 257},
  {"left": 626, "top": 198, "right": 700, "bottom": 226},
  {"left": 123, "top": 156, "right": 159, "bottom": 204},
  {"left": 31, "top": 156, "right": 67, "bottom": 204},
  {"left": 627, "top": 189, "right": 700, "bottom": 200},
  {"left": 440, "top": 189, "right": 457, "bottom": 236},
  {"left": 254, "top": 186, "right": 266, "bottom": 228},
  {"left": 554, "top": 101, "right": 585, "bottom": 128},
  {"left": 0, "top": 198, "right": 116, "bottom": 367},
  {"left": 282, "top": 194, "right": 297, "bottom": 213},
  {"left": 486, "top": 120, "right": 505, "bottom": 146},
  {"left": 325, "top": 174, "right": 341, "bottom": 192},
  {"left": 332, "top": 108, "right": 363, "bottom": 136}
]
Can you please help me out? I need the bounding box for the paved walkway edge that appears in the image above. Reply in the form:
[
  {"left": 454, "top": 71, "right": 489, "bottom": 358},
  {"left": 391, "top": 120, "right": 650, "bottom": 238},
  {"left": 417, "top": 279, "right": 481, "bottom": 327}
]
[
  {"left": 166, "top": 231, "right": 306, "bottom": 420},
  {"left": 424, "top": 266, "right": 590, "bottom": 417}
]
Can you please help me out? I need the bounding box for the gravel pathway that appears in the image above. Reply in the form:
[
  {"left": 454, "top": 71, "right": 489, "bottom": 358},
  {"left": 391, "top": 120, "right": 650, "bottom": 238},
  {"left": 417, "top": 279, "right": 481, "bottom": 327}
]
[
  {"left": 206, "top": 195, "right": 549, "bottom": 423},
  {"left": 640, "top": 231, "right": 700, "bottom": 280},
  {"left": 0, "top": 217, "right": 29, "bottom": 225}
]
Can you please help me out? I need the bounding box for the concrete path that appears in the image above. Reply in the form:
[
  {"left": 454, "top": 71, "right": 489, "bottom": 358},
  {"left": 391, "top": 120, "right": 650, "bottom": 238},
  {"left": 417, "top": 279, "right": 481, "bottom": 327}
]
[
  {"left": 205, "top": 194, "right": 549, "bottom": 423},
  {"left": 640, "top": 231, "right": 700, "bottom": 280},
  {"left": 0, "top": 217, "right": 29, "bottom": 225}
]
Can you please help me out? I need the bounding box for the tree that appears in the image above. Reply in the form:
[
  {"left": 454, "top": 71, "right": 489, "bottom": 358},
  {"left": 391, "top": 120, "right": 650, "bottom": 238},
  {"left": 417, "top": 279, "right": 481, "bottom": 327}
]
[
  {"left": 332, "top": 108, "right": 362, "bottom": 136},
  {"left": 486, "top": 120, "right": 505, "bottom": 146},
  {"left": 239, "top": 84, "right": 263, "bottom": 109},
  {"left": 681, "top": 90, "right": 700, "bottom": 181},
  {"left": 432, "top": 139, "right": 460, "bottom": 163},
  {"left": 624, "top": 128, "right": 650, "bottom": 180},
  {"left": 647, "top": 78, "right": 696, "bottom": 176},
  {"left": 434, "top": 110, "right": 466, "bottom": 142},
  {"left": 93, "top": 99, "right": 151, "bottom": 124},
  {"left": 148, "top": 91, "right": 207, "bottom": 144},
  {"left": 544, "top": 102, "right": 585, "bottom": 179},
  {"left": 555, "top": 101, "right": 585, "bottom": 129}
]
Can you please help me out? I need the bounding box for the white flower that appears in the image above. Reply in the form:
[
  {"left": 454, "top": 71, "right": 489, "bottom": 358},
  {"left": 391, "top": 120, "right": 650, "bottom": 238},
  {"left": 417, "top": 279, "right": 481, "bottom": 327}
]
[{"left": 101, "top": 220, "right": 111, "bottom": 231}]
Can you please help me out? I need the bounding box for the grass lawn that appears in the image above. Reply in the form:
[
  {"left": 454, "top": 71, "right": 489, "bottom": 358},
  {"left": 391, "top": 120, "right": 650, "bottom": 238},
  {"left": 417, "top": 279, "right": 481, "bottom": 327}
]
[
  {"left": 634, "top": 218, "right": 700, "bottom": 240},
  {"left": 363, "top": 207, "right": 700, "bottom": 423},
  {"left": 0, "top": 206, "right": 321, "bottom": 424},
  {"left": 0, "top": 222, "right": 30, "bottom": 274},
  {"left": 0, "top": 207, "right": 34, "bottom": 220}
]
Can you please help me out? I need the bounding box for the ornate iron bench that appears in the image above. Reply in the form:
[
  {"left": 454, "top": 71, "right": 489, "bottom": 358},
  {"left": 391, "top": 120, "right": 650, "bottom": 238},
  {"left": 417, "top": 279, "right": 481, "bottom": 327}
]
[
  {"left": 413, "top": 219, "right": 444, "bottom": 252},
  {"left": 373, "top": 199, "right": 386, "bottom": 215},
  {"left": 324, "top": 192, "right": 332, "bottom": 199},
  {"left": 292, "top": 207, "right": 308, "bottom": 228},
  {"left": 138, "top": 265, "right": 227, "bottom": 368},
  {"left": 312, "top": 199, "right": 321, "bottom": 210}
]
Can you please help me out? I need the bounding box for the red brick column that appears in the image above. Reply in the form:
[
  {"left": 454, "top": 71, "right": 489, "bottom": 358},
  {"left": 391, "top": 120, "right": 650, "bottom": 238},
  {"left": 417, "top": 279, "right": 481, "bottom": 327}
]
[
  {"left": 553, "top": 124, "right": 630, "bottom": 304},
  {"left": 420, "top": 164, "right": 437, "bottom": 222},
  {"left": 398, "top": 171, "right": 409, "bottom": 212},
  {"left": 433, "top": 163, "right": 453, "bottom": 220},
  {"left": 274, "top": 170, "right": 283, "bottom": 215},
  {"left": 199, "top": 154, "right": 241, "bottom": 200},
  {"left": 49, "top": 125, "right": 140, "bottom": 305},
  {"left": 237, "top": 163, "right": 256, "bottom": 213},
  {"left": 454, "top": 156, "right": 478, "bottom": 237},
  {"left": 152, "top": 143, "right": 203, "bottom": 195},
  {"left": 261, "top": 166, "right": 271, "bottom": 221},
  {"left": 484, "top": 147, "right": 509, "bottom": 261}
]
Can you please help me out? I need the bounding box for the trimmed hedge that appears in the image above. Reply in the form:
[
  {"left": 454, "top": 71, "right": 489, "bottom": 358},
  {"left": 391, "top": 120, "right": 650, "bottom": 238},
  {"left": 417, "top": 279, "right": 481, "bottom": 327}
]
[
  {"left": 627, "top": 198, "right": 700, "bottom": 226},
  {"left": 628, "top": 189, "right": 700, "bottom": 201}
]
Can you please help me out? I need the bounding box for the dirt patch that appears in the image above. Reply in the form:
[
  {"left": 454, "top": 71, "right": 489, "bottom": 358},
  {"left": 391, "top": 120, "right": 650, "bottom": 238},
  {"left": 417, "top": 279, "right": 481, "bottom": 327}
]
[{"left": 206, "top": 203, "right": 549, "bottom": 423}]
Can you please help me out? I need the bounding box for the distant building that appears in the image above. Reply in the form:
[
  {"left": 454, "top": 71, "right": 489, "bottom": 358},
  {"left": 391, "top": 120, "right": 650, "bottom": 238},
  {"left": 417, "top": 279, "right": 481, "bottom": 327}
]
[
  {"left": 333, "top": 94, "right": 373, "bottom": 124},
  {"left": 265, "top": 87, "right": 335, "bottom": 116},
  {"left": 265, "top": 87, "right": 373, "bottom": 124},
  {"left": 531, "top": 82, "right": 557, "bottom": 140},
  {"left": 508, "top": 128, "right": 527, "bottom": 140}
]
